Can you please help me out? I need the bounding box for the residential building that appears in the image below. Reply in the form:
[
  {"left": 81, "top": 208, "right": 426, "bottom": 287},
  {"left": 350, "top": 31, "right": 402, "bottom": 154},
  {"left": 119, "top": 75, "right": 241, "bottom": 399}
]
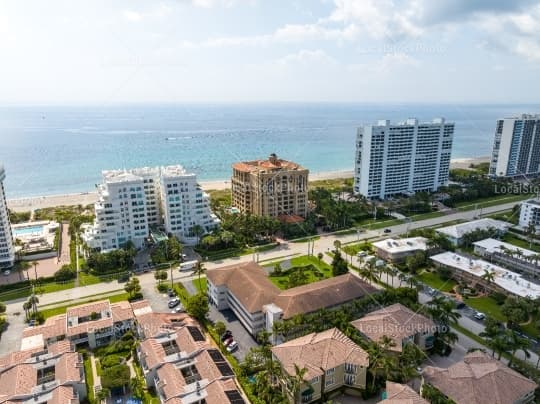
[
  {"left": 372, "top": 237, "right": 429, "bottom": 263},
  {"left": 207, "top": 262, "right": 378, "bottom": 338},
  {"left": 489, "top": 114, "right": 540, "bottom": 178},
  {"left": 135, "top": 311, "right": 245, "bottom": 404},
  {"left": 159, "top": 165, "right": 219, "bottom": 245},
  {"left": 430, "top": 251, "right": 540, "bottom": 299},
  {"left": 0, "top": 340, "right": 86, "bottom": 404},
  {"left": 473, "top": 238, "right": 540, "bottom": 279},
  {"left": 422, "top": 351, "right": 537, "bottom": 404},
  {"left": 0, "top": 165, "right": 15, "bottom": 268},
  {"left": 351, "top": 303, "right": 436, "bottom": 352},
  {"left": 519, "top": 199, "right": 540, "bottom": 233},
  {"left": 82, "top": 165, "right": 219, "bottom": 251},
  {"left": 271, "top": 328, "right": 369, "bottom": 403},
  {"left": 434, "top": 218, "right": 510, "bottom": 246},
  {"left": 21, "top": 299, "right": 137, "bottom": 350},
  {"left": 354, "top": 118, "right": 453, "bottom": 199},
  {"left": 379, "top": 381, "right": 427, "bottom": 404},
  {"left": 231, "top": 153, "right": 309, "bottom": 219}
]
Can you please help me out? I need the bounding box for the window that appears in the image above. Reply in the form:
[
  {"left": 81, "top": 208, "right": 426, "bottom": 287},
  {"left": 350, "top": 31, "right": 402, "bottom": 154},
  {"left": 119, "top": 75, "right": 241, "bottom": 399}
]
[
  {"left": 325, "top": 376, "right": 335, "bottom": 387},
  {"left": 311, "top": 376, "right": 319, "bottom": 384},
  {"left": 344, "top": 374, "right": 356, "bottom": 385},
  {"left": 326, "top": 368, "right": 335, "bottom": 376}
]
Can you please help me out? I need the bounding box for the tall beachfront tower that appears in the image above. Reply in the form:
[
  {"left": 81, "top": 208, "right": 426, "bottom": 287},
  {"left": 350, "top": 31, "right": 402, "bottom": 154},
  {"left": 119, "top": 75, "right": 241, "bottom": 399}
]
[
  {"left": 231, "top": 154, "right": 309, "bottom": 219},
  {"left": 82, "top": 165, "right": 219, "bottom": 251},
  {"left": 354, "top": 118, "right": 454, "bottom": 199},
  {"left": 0, "top": 165, "right": 15, "bottom": 268},
  {"left": 160, "top": 165, "right": 220, "bottom": 244},
  {"left": 489, "top": 114, "right": 540, "bottom": 178}
]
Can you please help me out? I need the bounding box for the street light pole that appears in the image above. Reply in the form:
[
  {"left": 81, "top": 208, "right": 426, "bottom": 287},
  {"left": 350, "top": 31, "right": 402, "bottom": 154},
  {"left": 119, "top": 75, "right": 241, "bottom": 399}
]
[{"left": 170, "top": 263, "right": 173, "bottom": 288}]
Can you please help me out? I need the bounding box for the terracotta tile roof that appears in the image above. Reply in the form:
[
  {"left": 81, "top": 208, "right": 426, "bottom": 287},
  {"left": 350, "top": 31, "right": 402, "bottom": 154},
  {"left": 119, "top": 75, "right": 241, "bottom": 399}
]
[
  {"left": 0, "top": 363, "right": 37, "bottom": 397},
  {"left": 136, "top": 312, "right": 196, "bottom": 339},
  {"left": 22, "top": 314, "right": 67, "bottom": 341},
  {"left": 66, "top": 317, "right": 113, "bottom": 337},
  {"left": 55, "top": 352, "right": 84, "bottom": 384},
  {"left": 423, "top": 351, "right": 538, "bottom": 404},
  {"left": 47, "top": 340, "right": 73, "bottom": 356},
  {"left": 0, "top": 348, "right": 42, "bottom": 371},
  {"left": 274, "top": 273, "right": 379, "bottom": 319},
  {"left": 207, "top": 262, "right": 280, "bottom": 313},
  {"left": 66, "top": 300, "right": 110, "bottom": 318},
  {"left": 232, "top": 157, "right": 306, "bottom": 173},
  {"left": 139, "top": 325, "right": 209, "bottom": 370},
  {"left": 111, "top": 300, "right": 135, "bottom": 322},
  {"left": 49, "top": 385, "right": 78, "bottom": 404},
  {"left": 351, "top": 303, "right": 435, "bottom": 352},
  {"left": 157, "top": 356, "right": 240, "bottom": 403},
  {"left": 380, "top": 381, "right": 428, "bottom": 404},
  {"left": 271, "top": 328, "right": 369, "bottom": 380}
]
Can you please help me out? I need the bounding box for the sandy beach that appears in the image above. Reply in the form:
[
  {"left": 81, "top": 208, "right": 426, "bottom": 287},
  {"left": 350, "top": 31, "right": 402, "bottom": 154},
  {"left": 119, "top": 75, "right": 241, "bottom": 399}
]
[{"left": 6, "top": 158, "right": 489, "bottom": 212}]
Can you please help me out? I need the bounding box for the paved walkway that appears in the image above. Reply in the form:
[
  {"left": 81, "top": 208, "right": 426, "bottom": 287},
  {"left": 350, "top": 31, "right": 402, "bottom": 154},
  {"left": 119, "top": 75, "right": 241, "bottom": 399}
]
[
  {"left": 58, "top": 223, "right": 71, "bottom": 265},
  {"left": 90, "top": 353, "right": 102, "bottom": 391}
]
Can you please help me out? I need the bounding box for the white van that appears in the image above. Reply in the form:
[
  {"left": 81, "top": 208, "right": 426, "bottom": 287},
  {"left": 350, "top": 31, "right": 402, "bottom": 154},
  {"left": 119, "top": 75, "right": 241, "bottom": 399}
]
[{"left": 179, "top": 260, "right": 199, "bottom": 271}]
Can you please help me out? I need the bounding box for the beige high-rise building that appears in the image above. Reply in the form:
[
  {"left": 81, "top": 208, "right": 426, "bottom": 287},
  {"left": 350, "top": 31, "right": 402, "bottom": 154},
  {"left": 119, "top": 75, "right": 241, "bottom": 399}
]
[{"left": 231, "top": 154, "right": 309, "bottom": 219}]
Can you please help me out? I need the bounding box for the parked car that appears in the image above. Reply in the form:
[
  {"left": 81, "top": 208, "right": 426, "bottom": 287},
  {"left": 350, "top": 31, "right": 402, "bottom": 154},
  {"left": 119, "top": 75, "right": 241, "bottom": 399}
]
[
  {"left": 473, "top": 312, "right": 485, "bottom": 320},
  {"left": 171, "top": 306, "right": 184, "bottom": 313},
  {"left": 3, "top": 270, "right": 10, "bottom": 276},
  {"left": 167, "top": 288, "right": 176, "bottom": 297},
  {"left": 28, "top": 319, "right": 36, "bottom": 326},
  {"left": 224, "top": 337, "right": 234, "bottom": 347},
  {"left": 456, "top": 302, "right": 466, "bottom": 310},
  {"left": 168, "top": 298, "right": 180, "bottom": 308},
  {"left": 220, "top": 331, "right": 232, "bottom": 342},
  {"left": 384, "top": 228, "right": 392, "bottom": 233},
  {"left": 226, "top": 341, "right": 239, "bottom": 353}
]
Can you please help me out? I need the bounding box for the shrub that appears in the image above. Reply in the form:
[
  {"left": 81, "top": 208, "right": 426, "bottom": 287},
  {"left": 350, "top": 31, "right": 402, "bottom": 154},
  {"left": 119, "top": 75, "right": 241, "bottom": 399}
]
[
  {"left": 54, "top": 265, "right": 76, "bottom": 282},
  {"left": 128, "top": 292, "right": 144, "bottom": 302},
  {"left": 101, "top": 364, "right": 130, "bottom": 390},
  {"left": 157, "top": 283, "right": 168, "bottom": 293},
  {"left": 100, "top": 355, "right": 124, "bottom": 368}
]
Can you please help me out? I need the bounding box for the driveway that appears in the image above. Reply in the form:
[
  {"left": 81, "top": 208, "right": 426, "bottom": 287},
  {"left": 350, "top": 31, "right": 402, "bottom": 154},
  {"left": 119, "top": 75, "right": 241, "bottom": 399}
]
[
  {"left": 140, "top": 281, "right": 170, "bottom": 313},
  {"left": 207, "top": 306, "right": 259, "bottom": 361},
  {"left": 0, "top": 303, "right": 27, "bottom": 355}
]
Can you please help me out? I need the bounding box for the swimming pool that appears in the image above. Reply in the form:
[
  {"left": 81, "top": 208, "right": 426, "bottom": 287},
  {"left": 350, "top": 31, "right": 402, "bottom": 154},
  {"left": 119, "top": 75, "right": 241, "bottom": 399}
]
[{"left": 12, "top": 225, "right": 44, "bottom": 237}]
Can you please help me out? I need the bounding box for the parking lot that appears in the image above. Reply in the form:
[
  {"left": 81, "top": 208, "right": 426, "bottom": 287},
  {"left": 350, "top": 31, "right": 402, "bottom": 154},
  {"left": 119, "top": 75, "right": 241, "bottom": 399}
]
[{"left": 208, "top": 306, "right": 259, "bottom": 361}]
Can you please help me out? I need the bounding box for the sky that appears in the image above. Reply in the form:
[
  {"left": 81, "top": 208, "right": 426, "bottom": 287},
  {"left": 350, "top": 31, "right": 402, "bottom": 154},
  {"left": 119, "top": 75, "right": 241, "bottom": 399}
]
[{"left": 1, "top": 0, "right": 540, "bottom": 104}]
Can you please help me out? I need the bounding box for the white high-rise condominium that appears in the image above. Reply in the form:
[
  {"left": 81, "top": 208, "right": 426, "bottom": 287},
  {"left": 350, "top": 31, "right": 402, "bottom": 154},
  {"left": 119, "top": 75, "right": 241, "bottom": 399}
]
[
  {"left": 0, "top": 165, "right": 15, "bottom": 268},
  {"left": 489, "top": 114, "right": 540, "bottom": 178},
  {"left": 519, "top": 199, "right": 540, "bottom": 232},
  {"left": 82, "top": 165, "right": 219, "bottom": 252},
  {"left": 354, "top": 118, "right": 454, "bottom": 199}
]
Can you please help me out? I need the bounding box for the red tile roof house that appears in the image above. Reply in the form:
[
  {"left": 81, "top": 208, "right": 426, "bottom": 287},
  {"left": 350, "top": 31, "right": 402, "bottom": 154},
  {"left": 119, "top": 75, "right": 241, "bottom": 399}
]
[
  {"left": 271, "top": 328, "right": 369, "bottom": 403},
  {"left": 21, "top": 299, "right": 137, "bottom": 350},
  {"left": 135, "top": 312, "right": 247, "bottom": 404},
  {"left": 350, "top": 303, "right": 436, "bottom": 353},
  {"left": 422, "top": 351, "right": 538, "bottom": 404},
  {"left": 0, "top": 340, "right": 86, "bottom": 404},
  {"left": 207, "top": 262, "right": 379, "bottom": 339}
]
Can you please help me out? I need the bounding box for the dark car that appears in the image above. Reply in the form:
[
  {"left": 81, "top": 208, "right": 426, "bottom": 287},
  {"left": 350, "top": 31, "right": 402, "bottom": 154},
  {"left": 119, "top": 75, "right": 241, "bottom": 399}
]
[
  {"left": 167, "top": 288, "right": 176, "bottom": 297},
  {"left": 384, "top": 228, "right": 392, "bottom": 233},
  {"left": 455, "top": 302, "right": 466, "bottom": 310},
  {"left": 221, "top": 330, "right": 232, "bottom": 342}
]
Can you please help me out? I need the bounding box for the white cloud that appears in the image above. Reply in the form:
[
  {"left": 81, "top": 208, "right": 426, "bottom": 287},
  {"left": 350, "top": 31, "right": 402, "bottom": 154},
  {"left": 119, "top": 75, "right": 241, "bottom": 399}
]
[
  {"left": 276, "top": 49, "right": 337, "bottom": 66},
  {"left": 122, "top": 4, "right": 173, "bottom": 22},
  {"left": 191, "top": 0, "right": 251, "bottom": 8},
  {"left": 123, "top": 10, "right": 142, "bottom": 22}
]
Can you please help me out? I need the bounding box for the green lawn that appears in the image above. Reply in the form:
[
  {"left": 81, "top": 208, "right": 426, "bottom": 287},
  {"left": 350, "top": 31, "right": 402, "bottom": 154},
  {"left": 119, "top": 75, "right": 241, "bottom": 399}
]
[
  {"left": 416, "top": 270, "right": 457, "bottom": 293},
  {"left": 78, "top": 272, "right": 102, "bottom": 286},
  {"left": 267, "top": 255, "right": 332, "bottom": 290},
  {"left": 455, "top": 194, "right": 531, "bottom": 210},
  {"left": 192, "top": 277, "right": 207, "bottom": 293},
  {"left": 408, "top": 211, "right": 446, "bottom": 221},
  {"left": 290, "top": 235, "right": 320, "bottom": 243},
  {"left": 40, "top": 292, "right": 130, "bottom": 319},
  {"left": 83, "top": 356, "right": 95, "bottom": 403},
  {"left": 463, "top": 296, "right": 506, "bottom": 322},
  {"left": 342, "top": 242, "right": 371, "bottom": 257},
  {"left": 502, "top": 234, "right": 540, "bottom": 253}
]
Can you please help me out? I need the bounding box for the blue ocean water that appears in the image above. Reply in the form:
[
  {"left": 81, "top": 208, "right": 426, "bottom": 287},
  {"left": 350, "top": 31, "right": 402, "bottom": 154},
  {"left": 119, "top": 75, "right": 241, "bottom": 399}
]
[{"left": 0, "top": 103, "right": 538, "bottom": 198}]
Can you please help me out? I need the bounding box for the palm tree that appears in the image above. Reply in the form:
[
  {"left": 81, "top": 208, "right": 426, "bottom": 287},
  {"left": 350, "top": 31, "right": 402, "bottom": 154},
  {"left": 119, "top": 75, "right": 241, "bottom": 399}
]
[
  {"left": 287, "top": 364, "right": 308, "bottom": 403},
  {"left": 428, "top": 296, "right": 461, "bottom": 328},
  {"left": 27, "top": 294, "right": 39, "bottom": 315},
  {"left": 526, "top": 221, "right": 536, "bottom": 249},
  {"left": 18, "top": 261, "right": 31, "bottom": 281},
  {"left": 507, "top": 330, "right": 531, "bottom": 366},
  {"left": 481, "top": 270, "right": 495, "bottom": 286},
  {"left": 191, "top": 225, "right": 205, "bottom": 246},
  {"left": 317, "top": 252, "right": 323, "bottom": 263},
  {"left": 31, "top": 261, "right": 39, "bottom": 281},
  {"left": 23, "top": 301, "right": 32, "bottom": 320},
  {"left": 192, "top": 261, "right": 206, "bottom": 292}
]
